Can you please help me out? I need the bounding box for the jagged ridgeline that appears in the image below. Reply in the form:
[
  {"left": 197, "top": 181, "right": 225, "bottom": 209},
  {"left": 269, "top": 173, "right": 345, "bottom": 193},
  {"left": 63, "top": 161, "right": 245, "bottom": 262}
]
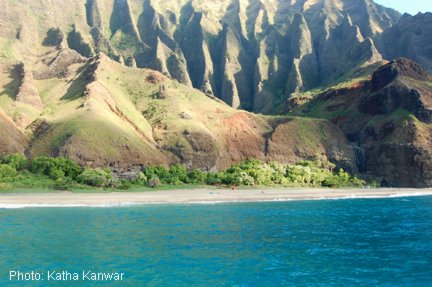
[
  {"left": 0, "top": 0, "right": 431, "bottom": 187},
  {"left": 0, "top": 0, "right": 405, "bottom": 113}
]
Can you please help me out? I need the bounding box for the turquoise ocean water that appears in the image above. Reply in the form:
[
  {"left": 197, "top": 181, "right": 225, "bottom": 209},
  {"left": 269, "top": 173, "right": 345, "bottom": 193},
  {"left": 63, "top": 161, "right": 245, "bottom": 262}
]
[{"left": 1, "top": 196, "right": 432, "bottom": 286}]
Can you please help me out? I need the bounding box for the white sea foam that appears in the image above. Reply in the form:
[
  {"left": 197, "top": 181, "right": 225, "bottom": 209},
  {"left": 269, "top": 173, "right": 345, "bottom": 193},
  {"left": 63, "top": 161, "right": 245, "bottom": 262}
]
[
  {"left": 0, "top": 202, "right": 147, "bottom": 209},
  {"left": 0, "top": 203, "right": 89, "bottom": 209},
  {"left": 324, "top": 192, "right": 432, "bottom": 200},
  {"left": 0, "top": 192, "right": 431, "bottom": 208}
]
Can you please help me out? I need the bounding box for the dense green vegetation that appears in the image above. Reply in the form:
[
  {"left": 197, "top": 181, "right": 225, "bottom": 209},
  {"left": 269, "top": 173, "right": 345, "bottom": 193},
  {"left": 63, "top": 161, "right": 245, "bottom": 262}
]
[{"left": 0, "top": 154, "right": 366, "bottom": 191}]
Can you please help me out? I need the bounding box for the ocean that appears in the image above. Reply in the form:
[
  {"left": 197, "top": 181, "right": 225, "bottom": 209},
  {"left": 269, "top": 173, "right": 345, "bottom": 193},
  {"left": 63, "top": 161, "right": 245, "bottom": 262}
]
[{"left": 1, "top": 196, "right": 432, "bottom": 286}]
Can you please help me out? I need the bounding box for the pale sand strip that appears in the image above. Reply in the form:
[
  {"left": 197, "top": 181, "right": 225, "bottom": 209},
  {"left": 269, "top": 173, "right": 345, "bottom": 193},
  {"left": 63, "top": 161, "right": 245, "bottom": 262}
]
[{"left": 0, "top": 188, "right": 432, "bottom": 207}]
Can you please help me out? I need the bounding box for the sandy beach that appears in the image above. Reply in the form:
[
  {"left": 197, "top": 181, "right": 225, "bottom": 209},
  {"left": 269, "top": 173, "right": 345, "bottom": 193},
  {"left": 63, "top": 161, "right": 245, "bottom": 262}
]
[{"left": 1, "top": 188, "right": 432, "bottom": 207}]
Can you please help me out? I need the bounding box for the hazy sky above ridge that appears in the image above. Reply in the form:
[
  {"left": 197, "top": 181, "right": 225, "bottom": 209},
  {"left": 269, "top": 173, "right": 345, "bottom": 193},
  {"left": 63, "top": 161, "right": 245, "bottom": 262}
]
[{"left": 374, "top": 0, "right": 431, "bottom": 15}]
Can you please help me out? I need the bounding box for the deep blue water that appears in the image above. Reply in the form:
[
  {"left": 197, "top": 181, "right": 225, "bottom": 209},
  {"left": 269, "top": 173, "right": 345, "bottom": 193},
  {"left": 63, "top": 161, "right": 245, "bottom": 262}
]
[{"left": 1, "top": 196, "right": 432, "bottom": 286}]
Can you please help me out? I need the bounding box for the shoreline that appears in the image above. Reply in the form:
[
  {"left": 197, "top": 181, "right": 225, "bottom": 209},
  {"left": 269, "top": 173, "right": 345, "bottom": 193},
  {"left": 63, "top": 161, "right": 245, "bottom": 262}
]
[{"left": 1, "top": 188, "right": 432, "bottom": 208}]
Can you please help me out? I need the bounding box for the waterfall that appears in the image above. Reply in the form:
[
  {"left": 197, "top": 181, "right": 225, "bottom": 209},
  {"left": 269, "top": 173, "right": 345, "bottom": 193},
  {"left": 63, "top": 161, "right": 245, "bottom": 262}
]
[{"left": 353, "top": 145, "right": 366, "bottom": 173}]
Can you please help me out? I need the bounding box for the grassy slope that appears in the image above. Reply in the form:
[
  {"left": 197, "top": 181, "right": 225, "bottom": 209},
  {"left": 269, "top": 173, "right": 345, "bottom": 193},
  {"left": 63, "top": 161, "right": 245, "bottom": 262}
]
[
  {"left": 3, "top": 52, "right": 352, "bottom": 170},
  {"left": 291, "top": 71, "right": 432, "bottom": 152},
  {"left": 28, "top": 57, "right": 166, "bottom": 166},
  {"left": 0, "top": 0, "right": 359, "bottom": 171}
]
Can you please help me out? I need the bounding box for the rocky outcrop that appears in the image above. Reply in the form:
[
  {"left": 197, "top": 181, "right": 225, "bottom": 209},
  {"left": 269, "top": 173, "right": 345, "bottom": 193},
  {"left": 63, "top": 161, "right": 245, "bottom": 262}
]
[
  {"left": 295, "top": 58, "right": 432, "bottom": 187},
  {"left": 0, "top": 109, "right": 26, "bottom": 155},
  {"left": 319, "top": 15, "right": 383, "bottom": 85},
  {"left": 285, "top": 14, "right": 318, "bottom": 98},
  {"left": 176, "top": 10, "right": 215, "bottom": 95},
  {"left": 85, "top": 0, "right": 102, "bottom": 28},
  {"left": 67, "top": 26, "right": 95, "bottom": 58},
  {"left": 110, "top": 0, "right": 141, "bottom": 42},
  {"left": 2, "top": 0, "right": 403, "bottom": 113},
  {"left": 1, "top": 0, "right": 431, "bottom": 187},
  {"left": 15, "top": 64, "right": 43, "bottom": 110},
  {"left": 218, "top": 26, "right": 250, "bottom": 109},
  {"left": 342, "top": 0, "right": 400, "bottom": 37},
  {"left": 18, "top": 54, "right": 357, "bottom": 172},
  {"left": 266, "top": 118, "right": 357, "bottom": 173},
  {"left": 33, "top": 49, "right": 86, "bottom": 80},
  {"left": 43, "top": 28, "right": 64, "bottom": 47},
  {"left": 380, "top": 13, "right": 432, "bottom": 72},
  {"left": 360, "top": 59, "right": 432, "bottom": 186},
  {"left": 366, "top": 143, "right": 432, "bottom": 187},
  {"left": 360, "top": 58, "right": 432, "bottom": 123},
  {"left": 370, "top": 58, "right": 429, "bottom": 92},
  {"left": 13, "top": 64, "right": 43, "bottom": 128}
]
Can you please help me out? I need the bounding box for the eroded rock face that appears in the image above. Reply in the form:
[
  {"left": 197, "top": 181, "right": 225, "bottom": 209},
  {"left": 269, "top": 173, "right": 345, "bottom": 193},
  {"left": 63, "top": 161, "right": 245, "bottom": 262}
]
[
  {"left": 319, "top": 15, "right": 382, "bottom": 86},
  {"left": 371, "top": 58, "right": 429, "bottom": 92},
  {"left": 3, "top": 1, "right": 432, "bottom": 114},
  {"left": 266, "top": 118, "right": 357, "bottom": 173},
  {"left": 0, "top": 0, "right": 404, "bottom": 112},
  {"left": 380, "top": 13, "right": 432, "bottom": 72},
  {"left": 15, "top": 64, "right": 43, "bottom": 110},
  {"left": 366, "top": 144, "right": 432, "bottom": 188},
  {"left": 2, "top": 54, "right": 355, "bottom": 173},
  {"left": 0, "top": 0, "right": 431, "bottom": 187},
  {"left": 33, "top": 49, "right": 86, "bottom": 80},
  {"left": 295, "top": 58, "right": 432, "bottom": 187},
  {"left": 360, "top": 84, "right": 432, "bottom": 123},
  {"left": 361, "top": 58, "right": 432, "bottom": 123},
  {"left": 0, "top": 109, "right": 26, "bottom": 156}
]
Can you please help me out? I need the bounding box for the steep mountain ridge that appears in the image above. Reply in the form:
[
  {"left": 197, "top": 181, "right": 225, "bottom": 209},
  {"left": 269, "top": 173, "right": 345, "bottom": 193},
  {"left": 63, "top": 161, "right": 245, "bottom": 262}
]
[
  {"left": 294, "top": 58, "right": 432, "bottom": 187},
  {"left": 380, "top": 12, "right": 432, "bottom": 72},
  {"left": 1, "top": 48, "right": 357, "bottom": 172},
  {"left": 0, "top": 0, "right": 431, "bottom": 187},
  {"left": 0, "top": 0, "right": 403, "bottom": 112},
  {"left": 0, "top": 108, "right": 26, "bottom": 155}
]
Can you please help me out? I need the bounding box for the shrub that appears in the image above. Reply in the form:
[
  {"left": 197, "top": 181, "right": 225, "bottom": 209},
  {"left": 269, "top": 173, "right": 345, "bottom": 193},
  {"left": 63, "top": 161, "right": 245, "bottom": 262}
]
[
  {"left": 206, "top": 173, "right": 222, "bottom": 185},
  {"left": 116, "top": 179, "right": 132, "bottom": 190},
  {"left": 147, "top": 176, "right": 161, "bottom": 188},
  {"left": 350, "top": 177, "right": 367, "bottom": 187},
  {"left": 220, "top": 172, "right": 242, "bottom": 186},
  {"left": 1, "top": 154, "right": 28, "bottom": 171},
  {"left": 0, "top": 164, "right": 17, "bottom": 180},
  {"left": 207, "top": 159, "right": 365, "bottom": 188},
  {"left": 0, "top": 155, "right": 368, "bottom": 189},
  {"left": 144, "top": 165, "right": 170, "bottom": 183},
  {"left": 270, "top": 171, "right": 285, "bottom": 185},
  {"left": 287, "top": 165, "right": 313, "bottom": 184},
  {"left": 31, "top": 157, "right": 82, "bottom": 180},
  {"left": 164, "top": 164, "right": 187, "bottom": 185},
  {"left": 77, "top": 168, "right": 113, "bottom": 187},
  {"left": 238, "top": 171, "right": 255, "bottom": 186},
  {"left": 323, "top": 169, "right": 365, "bottom": 188},
  {"left": 269, "top": 161, "right": 287, "bottom": 176},
  {"left": 132, "top": 172, "right": 148, "bottom": 185},
  {"left": 250, "top": 164, "right": 274, "bottom": 185},
  {"left": 185, "top": 169, "right": 206, "bottom": 184},
  {"left": 323, "top": 175, "right": 342, "bottom": 188},
  {"left": 144, "top": 164, "right": 189, "bottom": 185},
  {"left": 236, "top": 159, "right": 262, "bottom": 170}
]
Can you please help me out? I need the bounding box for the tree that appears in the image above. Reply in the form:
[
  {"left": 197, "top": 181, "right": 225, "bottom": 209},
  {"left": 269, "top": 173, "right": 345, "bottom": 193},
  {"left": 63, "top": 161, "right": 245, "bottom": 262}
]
[
  {"left": 1, "top": 154, "right": 28, "bottom": 171},
  {"left": 0, "top": 164, "right": 17, "bottom": 180},
  {"left": 31, "top": 157, "right": 82, "bottom": 180},
  {"left": 77, "top": 168, "right": 113, "bottom": 187}
]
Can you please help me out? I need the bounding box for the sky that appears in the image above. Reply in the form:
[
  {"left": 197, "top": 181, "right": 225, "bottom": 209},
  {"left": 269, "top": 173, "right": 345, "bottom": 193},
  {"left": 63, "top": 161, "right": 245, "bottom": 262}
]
[{"left": 374, "top": 0, "right": 431, "bottom": 15}]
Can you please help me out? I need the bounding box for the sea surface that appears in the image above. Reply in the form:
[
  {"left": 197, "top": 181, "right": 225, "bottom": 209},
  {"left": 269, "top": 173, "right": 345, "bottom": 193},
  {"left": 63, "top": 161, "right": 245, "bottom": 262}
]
[{"left": 1, "top": 196, "right": 432, "bottom": 286}]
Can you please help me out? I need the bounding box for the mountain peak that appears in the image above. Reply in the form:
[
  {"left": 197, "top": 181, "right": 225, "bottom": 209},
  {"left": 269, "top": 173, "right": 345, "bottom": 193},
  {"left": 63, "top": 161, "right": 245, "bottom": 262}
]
[
  {"left": 0, "top": 0, "right": 406, "bottom": 112},
  {"left": 371, "top": 58, "right": 429, "bottom": 92},
  {"left": 393, "top": 58, "right": 429, "bottom": 79}
]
